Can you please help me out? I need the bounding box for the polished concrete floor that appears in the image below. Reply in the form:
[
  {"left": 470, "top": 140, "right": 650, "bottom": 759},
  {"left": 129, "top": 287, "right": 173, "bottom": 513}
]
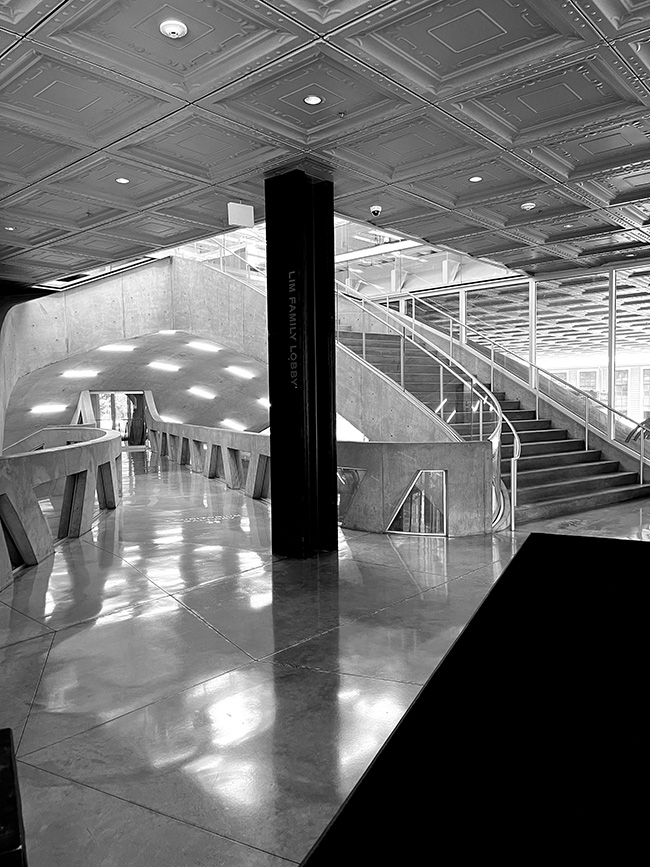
[{"left": 1, "top": 449, "right": 649, "bottom": 865}]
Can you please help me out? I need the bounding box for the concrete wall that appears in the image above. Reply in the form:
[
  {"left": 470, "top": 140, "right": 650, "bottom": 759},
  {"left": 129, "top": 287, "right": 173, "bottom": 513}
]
[{"left": 337, "top": 440, "right": 492, "bottom": 536}]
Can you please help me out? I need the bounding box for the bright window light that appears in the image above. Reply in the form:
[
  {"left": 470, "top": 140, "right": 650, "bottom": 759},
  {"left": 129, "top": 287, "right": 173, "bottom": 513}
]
[
  {"left": 99, "top": 344, "right": 136, "bottom": 352},
  {"left": 149, "top": 361, "right": 180, "bottom": 372},
  {"left": 257, "top": 397, "right": 270, "bottom": 409},
  {"left": 221, "top": 419, "right": 246, "bottom": 431},
  {"left": 31, "top": 404, "right": 67, "bottom": 413},
  {"left": 188, "top": 341, "right": 220, "bottom": 353},
  {"left": 226, "top": 366, "right": 255, "bottom": 379},
  {"left": 61, "top": 370, "right": 98, "bottom": 378},
  {"left": 188, "top": 386, "right": 215, "bottom": 400},
  {"left": 160, "top": 415, "right": 182, "bottom": 424}
]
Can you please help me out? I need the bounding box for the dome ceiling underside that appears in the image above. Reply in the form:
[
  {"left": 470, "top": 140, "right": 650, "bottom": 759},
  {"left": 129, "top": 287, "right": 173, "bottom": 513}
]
[{"left": 2, "top": 0, "right": 650, "bottom": 295}]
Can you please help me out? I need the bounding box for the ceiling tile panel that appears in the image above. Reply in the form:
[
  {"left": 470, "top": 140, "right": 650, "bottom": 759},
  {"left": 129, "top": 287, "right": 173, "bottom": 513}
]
[
  {"left": 152, "top": 187, "right": 252, "bottom": 231},
  {"left": 51, "top": 232, "right": 158, "bottom": 259},
  {"left": 443, "top": 47, "right": 650, "bottom": 146},
  {"left": 0, "top": 42, "right": 183, "bottom": 147},
  {"left": 0, "top": 27, "right": 19, "bottom": 54},
  {"left": 573, "top": 165, "right": 650, "bottom": 206},
  {"left": 32, "top": 0, "right": 313, "bottom": 100},
  {"left": 459, "top": 188, "right": 590, "bottom": 229},
  {"left": 197, "top": 45, "right": 423, "bottom": 147},
  {"left": 108, "top": 107, "right": 300, "bottom": 183},
  {"left": 254, "top": 1, "right": 393, "bottom": 32},
  {"left": 0, "top": 123, "right": 91, "bottom": 185},
  {"left": 0, "top": 187, "right": 128, "bottom": 230},
  {"left": 4, "top": 245, "right": 107, "bottom": 271},
  {"left": 312, "top": 111, "right": 492, "bottom": 183},
  {"left": 331, "top": 0, "right": 599, "bottom": 99},
  {"left": 38, "top": 153, "right": 207, "bottom": 209},
  {"left": 0, "top": 215, "right": 70, "bottom": 249},
  {"left": 0, "top": 0, "right": 65, "bottom": 34},
  {"left": 98, "top": 213, "right": 214, "bottom": 246},
  {"left": 571, "top": 1, "right": 650, "bottom": 38},
  {"left": 384, "top": 213, "right": 488, "bottom": 245},
  {"left": 334, "top": 186, "right": 444, "bottom": 227}
]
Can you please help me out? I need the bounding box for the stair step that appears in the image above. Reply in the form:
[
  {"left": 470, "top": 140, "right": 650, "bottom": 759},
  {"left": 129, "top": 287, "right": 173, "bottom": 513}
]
[
  {"left": 502, "top": 428, "right": 567, "bottom": 444},
  {"left": 499, "top": 400, "right": 521, "bottom": 411},
  {"left": 515, "top": 483, "right": 650, "bottom": 523},
  {"left": 500, "top": 410, "right": 536, "bottom": 421},
  {"left": 503, "top": 460, "right": 620, "bottom": 489},
  {"left": 501, "top": 449, "right": 602, "bottom": 473},
  {"left": 516, "top": 471, "right": 638, "bottom": 504},
  {"left": 502, "top": 438, "right": 585, "bottom": 459},
  {"left": 503, "top": 419, "right": 550, "bottom": 432}
]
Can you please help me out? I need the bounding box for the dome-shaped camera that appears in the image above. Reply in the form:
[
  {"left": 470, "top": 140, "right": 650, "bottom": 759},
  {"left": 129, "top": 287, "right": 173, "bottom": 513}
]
[{"left": 370, "top": 204, "right": 382, "bottom": 217}]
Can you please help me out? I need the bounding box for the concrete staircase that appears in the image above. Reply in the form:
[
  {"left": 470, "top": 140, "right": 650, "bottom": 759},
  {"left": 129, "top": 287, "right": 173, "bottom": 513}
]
[{"left": 338, "top": 329, "right": 650, "bottom": 523}]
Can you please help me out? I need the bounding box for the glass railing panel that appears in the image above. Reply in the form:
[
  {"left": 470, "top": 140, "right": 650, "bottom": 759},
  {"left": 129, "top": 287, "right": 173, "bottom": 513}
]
[
  {"left": 615, "top": 268, "right": 650, "bottom": 457},
  {"left": 387, "top": 470, "right": 446, "bottom": 535},
  {"left": 337, "top": 468, "right": 367, "bottom": 522},
  {"left": 466, "top": 282, "right": 529, "bottom": 378}
]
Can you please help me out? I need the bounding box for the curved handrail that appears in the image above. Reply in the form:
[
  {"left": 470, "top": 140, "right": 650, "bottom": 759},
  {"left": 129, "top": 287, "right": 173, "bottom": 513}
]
[
  {"left": 625, "top": 418, "right": 650, "bottom": 443},
  {"left": 336, "top": 282, "right": 520, "bottom": 528}
]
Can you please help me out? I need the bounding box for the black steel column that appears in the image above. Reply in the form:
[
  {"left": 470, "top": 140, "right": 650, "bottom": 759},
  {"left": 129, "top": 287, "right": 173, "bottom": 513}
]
[{"left": 265, "top": 168, "right": 337, "bottom": 558}]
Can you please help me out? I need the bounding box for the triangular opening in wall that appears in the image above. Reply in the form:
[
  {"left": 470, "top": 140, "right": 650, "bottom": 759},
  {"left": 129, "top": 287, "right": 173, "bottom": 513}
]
[
  {"left": 387, "top": 470, "right": 447, "bottom": 536},
  {"left": 337, "top": 467, "right": 366, "bottom": 522},
  {"left": 1, "top": 513, "right": 25, "bottom": 571}
]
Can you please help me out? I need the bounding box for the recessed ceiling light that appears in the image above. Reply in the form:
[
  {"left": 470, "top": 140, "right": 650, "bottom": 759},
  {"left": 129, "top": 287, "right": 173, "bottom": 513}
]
[
  {"left": 159, "top": 330, "right": 177, "bottom": 335},
  {"left": 221, "top": 419, "right": 246, "bottom": 431},
  {"left": 226, "top": 366, "right": 255, "bottom": 379},
  {"left": 188, "top": 386, "right": 215, "bottom": 400},
  {"left": 4, "top": 226, "right": 15, "bottom": 231},
  {"left": 115, "top": 177, "right": 130, "bottom": 184},
  {"left": 520, "top": 202, "right": 537, "bottom": 210},
  {"left": 31, "top": 404, "right": 66, "bottom": 413},
  {"left": 149, "top": 361, "right": 180, "bottom": 372},
  {"left": 99, "top": 344, "right": 136, "bottom": 352},
  {"left": 469, "top": 176, "right": 483, "bottom": 183},
  {"left": 564, "top": 224, "right": 574, "bottom": 229},
  {"left": 257, "top": 397, "right": 271, "bottom": 409},
  {"left": 303, "top": 94, "right": 323, "bottom": 105},
  {"left": 160, "top": 19, "right": 188, "bottom": 38},
  {"left": 188, "top": 341, "right": 220, "bottom": 353},
  {"left": 61, "top": 370, "right": 98, "bottom": 378}
]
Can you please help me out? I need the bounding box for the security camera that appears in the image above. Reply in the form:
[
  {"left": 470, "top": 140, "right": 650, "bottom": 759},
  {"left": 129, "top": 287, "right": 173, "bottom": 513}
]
[{"left": 370, "top": 204, "right": 382, "bottom": 217}]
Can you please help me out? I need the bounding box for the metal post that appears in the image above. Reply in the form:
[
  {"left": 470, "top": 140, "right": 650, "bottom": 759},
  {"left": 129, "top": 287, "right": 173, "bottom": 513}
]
[
  {"left": 479, "top": 395, "right": 483, "bottom": 440},
  {"left": 449, "top": 319, "right": 453, "bottom": 356},
  {"left": 607, "top": 269, "right": 617, "bottom": 441},
  {"left": 585, "top": 397, "right": 589, "bottom": 451},
  {"left": 528, "top": 278, "right": 537, "bottom": 390},
  {"left": 361, "top": 298, "right": 366, "bottom": 361},
  {"left": 510, "top": 458, "right": 516, "bottom": 531},
  {"left": 439, "top": 367, "right": 444, "bottom": 412},
  {"left": 640, "top": 433, "right": 645, "bottom": 485},
  {"left": 400, "top": 331, "right": 405, "bottom": 390},
  {"left": 459, "top": 289, "right": 467, "bottom": 345}
]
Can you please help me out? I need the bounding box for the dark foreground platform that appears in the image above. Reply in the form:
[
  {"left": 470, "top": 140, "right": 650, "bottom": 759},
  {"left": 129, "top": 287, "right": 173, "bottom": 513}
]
[
  {"left": 0, "top": 729, "right": 27, "bottom": 866},
  {"left": 301, "top": 533, "right": 645, "bottom": 863}
]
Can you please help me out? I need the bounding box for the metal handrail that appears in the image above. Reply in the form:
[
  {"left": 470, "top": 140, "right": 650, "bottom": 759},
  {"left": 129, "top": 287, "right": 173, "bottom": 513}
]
[
  {"left": 336, "top": 282, "right": 520, "bottom": 529},
  {"left": 378, "top": 287, "right": 648, "bottom": 486}
]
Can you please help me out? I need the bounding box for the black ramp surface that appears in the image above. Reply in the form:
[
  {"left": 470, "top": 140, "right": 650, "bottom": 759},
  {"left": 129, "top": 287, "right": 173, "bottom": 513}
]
[{"left": 301, "top": 533, "right": 645, "bottom": 864}]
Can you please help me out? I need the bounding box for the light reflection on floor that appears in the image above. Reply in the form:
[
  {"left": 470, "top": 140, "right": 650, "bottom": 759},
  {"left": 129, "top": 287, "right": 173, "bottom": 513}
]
[{"left": 1, "top": 448, "right": 648, "bottom": 866}]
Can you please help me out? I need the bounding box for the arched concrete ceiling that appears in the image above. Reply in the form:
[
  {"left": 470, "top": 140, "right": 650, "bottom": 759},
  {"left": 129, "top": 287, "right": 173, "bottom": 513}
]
[
  {"left": 3, "top": 0, "right": 650, "bottom": 286},
  {"left": 3, "top": 331, "right": 270, "bottom": 447}
]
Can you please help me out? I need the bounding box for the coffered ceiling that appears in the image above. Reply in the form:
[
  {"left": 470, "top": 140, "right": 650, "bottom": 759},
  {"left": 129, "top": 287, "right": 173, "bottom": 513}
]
[{"left": 3, "top": 0, "right": 650, "bottom": 286}]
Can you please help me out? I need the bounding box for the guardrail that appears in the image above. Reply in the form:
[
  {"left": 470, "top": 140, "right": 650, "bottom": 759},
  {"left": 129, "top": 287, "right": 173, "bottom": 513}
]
[{"left": 1, "top": 425, "right": 122, "bottom": 581}]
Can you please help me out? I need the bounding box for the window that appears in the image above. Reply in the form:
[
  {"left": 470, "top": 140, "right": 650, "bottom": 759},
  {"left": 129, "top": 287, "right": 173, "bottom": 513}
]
[
  {"left": 643, "top": 368, "right": 650, "bottom": 416},
  {"left": 615, "top": 369, "right": 629, "bottom": 414},
  {"left": 554, "top": 371, "right": 568, "bottom": 381},
  {"left": 578, "top": 369, "right": 598, "bottom": 398}
]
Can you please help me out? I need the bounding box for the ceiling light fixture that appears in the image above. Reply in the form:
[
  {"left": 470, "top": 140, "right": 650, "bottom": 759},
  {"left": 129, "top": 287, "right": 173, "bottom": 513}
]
[
  {"left": 188, "top": 341, "right": 220, "bottom": 353},
  {"left": 520, "top": 202, "right": 537, "bottom": 210},
  {"left": 226, "top": 366, "right": 255, "bottom": 379},
  {"left": 61, "top": 370, "right": 98, "bottom": 378},
  {"left": 221, "top": 419, "right": 246, "bottom": 431},
  {"left": 149, "top": 361, "right": 180, "bottom": 372},
  {"left": 31, "top": 404, "right": 66, "bottom": 413},
  {"left": 303, "top": 94, "right": 323, "bottom": 105},
  {"left": 188, "top": 386, "right": 215, "bottom": 399},
  {"left": 115, "top": 177, "right": 130, "bottom": 184},
  {"left": 99, "top": 344, "right": 136, "bottom": 352},
  {"left": 160, "top": 19, "right": 188, "bottom": 38},
  {"left": 469, "top": 176, "right": 483, "bottom": 183},
  {"left": 4, "top": 226, "right": 15, "bottom": 231}
]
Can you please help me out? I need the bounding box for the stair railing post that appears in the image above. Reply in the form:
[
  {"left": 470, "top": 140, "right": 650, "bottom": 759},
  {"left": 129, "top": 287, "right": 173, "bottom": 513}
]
[
  {"left": 490, "top": 345, "right": 495, "bottom": 392},
  {"left": 510, "top": 458, "right": 517, "bottom": 531},
  {"left": 361, "top": 297, "right": 366, "bottom": 362},
  {"left": 479, "top": 394, "right": 483, "bottom": 440},
  {"left": 400, "top": 328, "right": 405, "bottom": 390},
  {"left": 585, "top": 396, "right": 589, "bottom": 451},
  {"left": 448, "top": 319, "right": 453, "bottom": 357},
  {"left": 640, "top": 432, "right": 644, "bottom": 485}
]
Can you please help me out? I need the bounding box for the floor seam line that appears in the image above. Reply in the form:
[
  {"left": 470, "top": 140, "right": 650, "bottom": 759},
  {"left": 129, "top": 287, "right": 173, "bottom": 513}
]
[{"left": 15, "top": 631, "right": 56, "bottom": 753}]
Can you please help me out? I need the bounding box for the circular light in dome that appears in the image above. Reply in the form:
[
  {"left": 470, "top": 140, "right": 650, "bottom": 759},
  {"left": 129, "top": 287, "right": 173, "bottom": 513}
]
[
  {"left": 520, "top": 201, "right": 536, "bottom": 210},
  {"left": 564, "top": 224, "right": 574, "bottom": 229},
  {"left": 115, "top": 177, "right": 130, "bottom": 184},
  {"left": 160, "top": 19, "right": 188, "bottom": 38},
  {"left": 468, "top": 176, "right": 483, "bottom": 183},
  {"left": 303, "top": 94, "right": 323, "bottom": 105},
  {"left": 4, "top": 225, "right": 15, "bottom": 231}
]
